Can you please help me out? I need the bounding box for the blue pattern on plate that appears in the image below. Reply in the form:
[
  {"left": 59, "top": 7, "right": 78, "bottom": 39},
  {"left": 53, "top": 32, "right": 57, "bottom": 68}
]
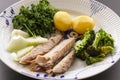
[
  {"left": 51, "top": 73, "right": 56, "bottom": 77},
  {"left": 60, "top": 75, "right": 64, "bottom": 78},
  {"left": 5, "top": 19, "right": 9, "bottom": 26},
  {"left": 74, "top": 76, "right": 78, "bottom": 79},
  {"left": 90, "top": 0, "right": 106, "bottom": 16},
  {"left": 44, "top": 74, "right": 48, "bottom": 77},
  {"left": 10, "top": 7, "right": 15, "bottom": 15},
  {"left": 0, "top": 7, "right": 15, "bottom": 26},
  {"left": 36, "top": 74, "right": 40, "bottom": 77},
  {"left": 64, "top": 29, "right": 73, "bottom": 39},
  {"left": 3, "top": 10, "right": 6, "bottom": 14}
]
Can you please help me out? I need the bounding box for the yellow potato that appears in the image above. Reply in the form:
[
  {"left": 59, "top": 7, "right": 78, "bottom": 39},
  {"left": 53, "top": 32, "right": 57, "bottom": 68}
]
[
  {"left": 72, "top": 15, "right": 95, "bottom": 34},
  {"left": 54, "top": 11, "right": 72, "bottom": 31}
]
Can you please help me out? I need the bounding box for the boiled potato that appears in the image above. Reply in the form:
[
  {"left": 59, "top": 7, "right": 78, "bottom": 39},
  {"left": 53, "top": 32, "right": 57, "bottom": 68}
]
[
  {"left": 54, "top": 11, "right": 72, "bottom": 31},
  {"left": 72, "top": 15, "right": 95, "bottom": 34}
]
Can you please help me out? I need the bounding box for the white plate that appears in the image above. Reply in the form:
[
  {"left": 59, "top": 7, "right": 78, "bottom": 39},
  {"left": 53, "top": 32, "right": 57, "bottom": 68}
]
[{"left": 0, "top": 0, "right": 120, "bottom": 80}]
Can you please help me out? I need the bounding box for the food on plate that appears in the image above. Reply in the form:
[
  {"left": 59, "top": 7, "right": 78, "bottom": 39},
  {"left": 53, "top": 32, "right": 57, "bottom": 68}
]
[
  {"left": 19, "top": 34, "right": 63, "bottom": 64},
  {"left": 29, "top": 60, "right": 42, "bottom": 72},
  {"left": 6, "top": 0, "right": 115, "bottom": 75},
  {"left": 7, "top": 34, "right": 48, "bottom": 52},
  {"left": 72, "top": 15, "right": 95, "bottom": 34},
  {"left": 86, "top": 57, "right": 103, "bottom": 65},
  {"left": 74, "top": 29, "right": 114, "bottom": 65},
  {"left": 54, "top": 11, "right": 72, "bottom": 31},
  {"left": 7, "top": 36, "right": 29, "bottom": 52},
  {"left": 11, "top": 46, "right": 34, "bottom": 61},
  {"left": 52, "top": 49, "right": 75, "bottom": 74},
  {"left": 35, "top": 38, "right": 75, "bottom": 72},
  {"left": 26, "top": 37, "right": 48, "bottom": 46},
  {"left": 11, "top": 29, "right": 29, "bottom": 38},
  {"left": 87, "top": 29, "right": 114, "bottom": 56},
  {"left": 74, "top": 30, "right": 95, "bottom": 58},
  {"left": 12, "top": 0, "right": 58, "bottom": 37},
  {"left": 29, "top": 38, "right": 75, "bottom": 73}
]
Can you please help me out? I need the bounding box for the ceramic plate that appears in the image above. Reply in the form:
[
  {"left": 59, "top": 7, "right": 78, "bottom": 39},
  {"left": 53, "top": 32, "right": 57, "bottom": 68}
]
[{"left": 0, "top": 0, "right": 120, "bottom": 79}]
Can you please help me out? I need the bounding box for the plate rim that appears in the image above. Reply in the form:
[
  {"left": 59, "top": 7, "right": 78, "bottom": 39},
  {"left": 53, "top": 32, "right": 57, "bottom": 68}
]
[{"left": 0, "top": 0, "right": 120, "bottom": 80}]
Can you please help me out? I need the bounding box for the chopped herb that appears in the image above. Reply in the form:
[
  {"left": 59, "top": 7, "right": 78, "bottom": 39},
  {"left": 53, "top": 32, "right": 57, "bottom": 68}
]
[{"left": 13, "top": 0, "right": 59, "bottom": 37}]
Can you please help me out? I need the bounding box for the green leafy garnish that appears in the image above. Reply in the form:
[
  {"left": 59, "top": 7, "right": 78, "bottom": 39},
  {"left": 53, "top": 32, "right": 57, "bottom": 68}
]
[{"left": 13, "top": 0, "right": 58, "bottom": 37}]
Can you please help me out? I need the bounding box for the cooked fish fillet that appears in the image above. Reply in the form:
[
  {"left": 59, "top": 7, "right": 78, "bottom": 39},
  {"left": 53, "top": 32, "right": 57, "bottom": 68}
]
[
  {"left": 52, "top": 49, "right": 75, "bottom": 74},
  {"left": 28, "top": 61, "right": 42, "bottom": 72},
  {"left": 19, "top": 34, "right": 63, "bottom": 64},
  {"left": 29, "top": 52, "right": 68, "bottom": 72},
  {"left": 35, "top": 38, "right": 75, "bottom": 68}
]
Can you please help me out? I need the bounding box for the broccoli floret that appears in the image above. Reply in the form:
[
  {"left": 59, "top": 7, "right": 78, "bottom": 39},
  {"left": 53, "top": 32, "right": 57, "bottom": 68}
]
[
  {"left": 99, "top": 46, "right": 114, "bottom": 57},
  {"left": 78, "top": 50, "right": 89, "bottom": 60},
  {"left": 74, "top": 29, "right": 115, "bottom": 65},
  {"left": 86, "top": 30, "right": 103, "bottom": 56},
  {"left": 74, "top": 30, "right": 95, "bottom": 57},
  {"left": 86, "top": 29, "right": 114, "bottom": 57},
  {"left": 86, "top": 57, "right": 103, "bottom": 65},
  {"left": 98, "top": 29, "right": 114, "bottom": 47}
]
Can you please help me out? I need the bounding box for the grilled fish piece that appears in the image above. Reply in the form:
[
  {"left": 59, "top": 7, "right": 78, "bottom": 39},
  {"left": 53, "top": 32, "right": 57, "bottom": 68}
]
[
  {"left": 28, "top": 61, "right": 42, "bottom": 72},
  {"left": 29, "top": 52, "right": 68, "bottom": 72},
  {"left": 52, "top": 49, "right": 75, "bottom": 74},
  {"left": 35, "top": 38, "right": 75, "bottom": 68},
  {"left": 19, "top": 34, "right": 63, "bottom": 64}
]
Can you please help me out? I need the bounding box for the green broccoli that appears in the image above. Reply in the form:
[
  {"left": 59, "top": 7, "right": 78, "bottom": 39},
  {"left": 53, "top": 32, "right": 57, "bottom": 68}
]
[
  {"left": 74, "top": 30, "right": 95, "bottom": 57},
  {"left": 86, "top": 46, "right": 114, "bottom": 65},
  {"left": 99, "top": 46, "right": 114, "bottom": 57},
  {"left": 78, "top": 50, "right": 89, "bottom": 60},
  {"left": 86, "top": 29, "right": 114, "bottom": 57},
  {"left": 97, "top": 29, "right": 114, "bottom": 48},
  {"left": 74, "top": 29, "right": 115, "bottom": 65},
  {"left": 86, "top": 30, "right": 102, "bottom": 57},
  {"left": 86, "top": 57, "right": 103, "bottom": 65}
]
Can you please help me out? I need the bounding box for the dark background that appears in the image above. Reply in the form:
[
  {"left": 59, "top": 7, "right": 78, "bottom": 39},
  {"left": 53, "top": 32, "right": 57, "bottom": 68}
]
[{"left": 0, "top": 0, "right": 120, "bottom": 80}]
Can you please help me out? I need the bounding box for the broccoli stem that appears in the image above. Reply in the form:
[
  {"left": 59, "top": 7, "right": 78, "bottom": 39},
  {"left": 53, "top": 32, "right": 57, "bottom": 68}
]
[
  {"left": 92, "top": 32, "right": 101, "bottom": 48},
  {"left": 86, "top": 57, "right": 103, "bottom": 65},
  {"left": 86, "top": 31, "right": 102, "bottom": 57}
]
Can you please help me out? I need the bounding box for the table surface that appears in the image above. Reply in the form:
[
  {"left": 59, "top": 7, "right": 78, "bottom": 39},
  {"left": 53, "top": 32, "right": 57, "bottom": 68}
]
[{"left": 0, "top": 0, "right": 120, "bottom": 80}]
